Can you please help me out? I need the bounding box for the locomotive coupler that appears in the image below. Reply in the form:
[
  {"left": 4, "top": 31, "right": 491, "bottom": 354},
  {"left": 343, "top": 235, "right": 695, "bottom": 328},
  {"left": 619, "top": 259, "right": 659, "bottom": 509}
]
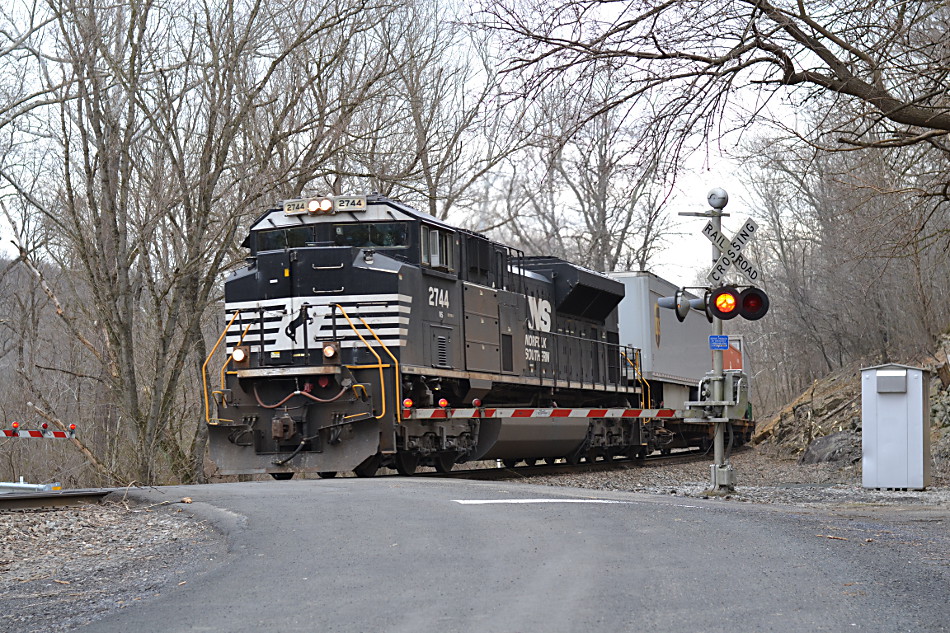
[{"left": 272, "top": 412, "right": 297, "bottom": 440}]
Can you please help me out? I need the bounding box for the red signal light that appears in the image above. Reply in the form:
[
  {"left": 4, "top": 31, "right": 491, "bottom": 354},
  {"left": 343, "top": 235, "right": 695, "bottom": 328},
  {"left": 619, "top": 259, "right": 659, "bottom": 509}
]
[
  {"left": 715, "top": 292, "right": 737, "bottom": 313},
  {"left": 41, "top": 423, "right": 48, "bottom": 430},
  {"left": 472, "top": 398, "right": 482, "bottom": 408},
  {"left": 738, "top": 287, "right": 770, "bottom": 320},
  {"left": 69, "top": 424, "right": 77, "bottom": 431},
  {"left": 708, "top": 286, "right": 770, "bottom": 320},
  {"left": 11, "top": 421, "right": 19, "bottom": 429},
  {"left": 402, "top": 398, "right": 414, "bottom": 409},
  {"left": 709, "top": 286, "right": 740, "bottom": 320},
  {"left": 438, "top": 398, "right": 449, "bottom": 408}
]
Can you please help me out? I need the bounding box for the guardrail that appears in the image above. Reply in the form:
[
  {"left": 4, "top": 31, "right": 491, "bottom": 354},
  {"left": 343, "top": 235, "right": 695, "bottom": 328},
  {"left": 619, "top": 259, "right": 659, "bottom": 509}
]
[{"left": 1, "top": 422, "right": 76, "bottom": 439}]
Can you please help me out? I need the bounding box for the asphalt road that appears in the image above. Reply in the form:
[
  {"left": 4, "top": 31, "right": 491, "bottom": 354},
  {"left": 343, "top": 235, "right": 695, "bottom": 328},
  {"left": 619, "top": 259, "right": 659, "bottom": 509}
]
[{"left": 81, "top": 479, "right": 950, "bottom": 632}]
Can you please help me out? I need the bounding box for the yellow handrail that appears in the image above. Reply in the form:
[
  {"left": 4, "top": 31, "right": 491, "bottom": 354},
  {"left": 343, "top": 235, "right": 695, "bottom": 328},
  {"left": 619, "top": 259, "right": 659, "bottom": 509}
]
[
  {"left": 333, "top": 305, "right": 390, "bottom": 421},
  {"left": 357, "top": 314, "right": 402, "bottom": 424},
  {"left": 202, "top": 310, "right": 241, "bottom": 424},
  {"left": 622, "top": 350, "right": 651, "bottom": 409},
  {"left": 219, "top": 322, "right": 253, "bottom": 390}
]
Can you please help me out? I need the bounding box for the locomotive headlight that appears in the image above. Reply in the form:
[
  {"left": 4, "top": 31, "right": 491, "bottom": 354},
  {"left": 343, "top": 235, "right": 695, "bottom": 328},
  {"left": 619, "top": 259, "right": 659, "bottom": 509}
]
[
  {"left": 308, "top": 197, "right": 334, "bottom": 214},
  {"left": 231, "top": 347, "right": 247, "bottom": 363}
]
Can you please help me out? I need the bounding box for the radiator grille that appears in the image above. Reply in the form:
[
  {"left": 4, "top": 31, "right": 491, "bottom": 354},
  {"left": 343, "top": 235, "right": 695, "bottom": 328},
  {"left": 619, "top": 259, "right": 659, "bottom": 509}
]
[{"left": 437, "top": 336, "right": 449, "bottom": 366}]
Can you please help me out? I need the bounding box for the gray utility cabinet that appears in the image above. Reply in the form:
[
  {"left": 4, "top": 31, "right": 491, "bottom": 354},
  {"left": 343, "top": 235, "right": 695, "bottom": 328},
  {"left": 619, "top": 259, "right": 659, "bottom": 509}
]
[{"left": 861, "top": 363, "right": 931, "bottom": 490}]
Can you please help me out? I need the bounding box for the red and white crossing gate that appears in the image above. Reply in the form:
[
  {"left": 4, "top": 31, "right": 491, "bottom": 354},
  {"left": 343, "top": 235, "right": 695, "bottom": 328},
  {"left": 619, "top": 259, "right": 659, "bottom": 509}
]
[
  {"left": 2, "top": 423, "right": 76, "bottom": 439},
  {"left": 403, "top": 407, "right": 682, "bottom": 421}
]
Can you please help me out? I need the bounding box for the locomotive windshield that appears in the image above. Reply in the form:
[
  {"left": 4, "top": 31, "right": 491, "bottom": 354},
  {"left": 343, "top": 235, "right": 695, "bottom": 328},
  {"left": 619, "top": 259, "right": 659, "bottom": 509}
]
[
  {"left": 334, "top": 222, "right": 409, "bottom": 248},
  {"left": 256, "top": 226, "right": 314, "bottom": 251}
]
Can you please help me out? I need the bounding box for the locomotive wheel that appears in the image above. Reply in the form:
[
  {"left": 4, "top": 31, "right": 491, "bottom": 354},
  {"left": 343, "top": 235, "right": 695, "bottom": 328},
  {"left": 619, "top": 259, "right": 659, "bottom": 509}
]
[
  {"left": 394, "top": 451, "right": 420, "bottom": 476},
  {"left": 432, "top": 451, "right": 456, "bottom": 473},
  {"left": 502, "top": 458, "right": 518, "bottom": 468},
  {"left": 544, "top": 457, "right": 558, "bottom": 465},
  {"left": 318, "top": 472, "right": 338, "bottom": 479},
  {"left": 565, "top": 451, "right": 582, "bottom": 465},
  {"left": 523, "top": 458, "right": 537, "bottom": 467},
  {"left": 270, "top": 472, "right": 294, "bottom": 480},
  {"left": 354, "top": 454, "right": 381, "bottom": 478}
]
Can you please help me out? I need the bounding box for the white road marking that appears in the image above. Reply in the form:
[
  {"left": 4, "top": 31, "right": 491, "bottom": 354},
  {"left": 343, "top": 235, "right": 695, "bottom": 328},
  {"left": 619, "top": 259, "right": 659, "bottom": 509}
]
[
  {"left": 453, "top": 499, "right": 633, "bottom": 505},
  {"left": 453, "top": 499, "right": 704, "bottom": 509}
]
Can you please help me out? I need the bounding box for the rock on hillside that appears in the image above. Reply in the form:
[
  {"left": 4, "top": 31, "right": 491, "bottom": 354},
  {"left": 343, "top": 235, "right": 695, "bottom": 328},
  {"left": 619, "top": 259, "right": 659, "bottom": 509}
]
[
  {"left": 753, "top": 365, "right": 863, "bottom": 456},
  {"left": 752, "top": 337, "right": 950, "bottom": 483}
]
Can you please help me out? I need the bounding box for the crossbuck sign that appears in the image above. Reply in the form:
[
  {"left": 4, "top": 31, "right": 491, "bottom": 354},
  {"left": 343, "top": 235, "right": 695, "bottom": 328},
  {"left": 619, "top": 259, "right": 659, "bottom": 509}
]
[{"left": 703, "top": 217, "right": 761, "bottom": 284}]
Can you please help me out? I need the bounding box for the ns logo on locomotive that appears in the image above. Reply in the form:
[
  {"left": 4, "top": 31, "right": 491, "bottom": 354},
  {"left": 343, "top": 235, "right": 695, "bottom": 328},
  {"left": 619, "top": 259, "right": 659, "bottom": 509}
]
[{"left": 203, "top": 194, "right": 750, "bottom": 478}]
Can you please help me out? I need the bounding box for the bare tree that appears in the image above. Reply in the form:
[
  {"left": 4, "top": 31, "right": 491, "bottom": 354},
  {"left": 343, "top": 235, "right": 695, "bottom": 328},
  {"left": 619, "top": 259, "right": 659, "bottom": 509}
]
[
  {"left": 488, "top": 0, "right": 950, "bottom": 141},
  {"left": 0, "top": 0, "right": 413, "bottom": 484},
  {"left": 738, "top": 117, "right": 950, "bottom": 411},
  {"left": 478, "top": 73, "right": 674, "bottom": 271}
]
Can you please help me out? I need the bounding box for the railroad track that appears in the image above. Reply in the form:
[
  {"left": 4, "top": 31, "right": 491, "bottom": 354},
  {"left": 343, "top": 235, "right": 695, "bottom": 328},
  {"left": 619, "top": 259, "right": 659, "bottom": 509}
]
[
  {"left": 409, "top": 447, "right": 719, "bottom": 481},
  {"left": 0, "top": 489, "right": 114, "bottom": 511},
  {"left": 0, "top": 448, "right": 732, "bottom": 502}
]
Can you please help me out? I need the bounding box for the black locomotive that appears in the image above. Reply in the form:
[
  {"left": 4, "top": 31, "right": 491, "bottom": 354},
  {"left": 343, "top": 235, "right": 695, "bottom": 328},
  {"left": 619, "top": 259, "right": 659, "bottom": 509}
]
[{"left": 205, "top": 194, "right": 692, "bottom": 478}]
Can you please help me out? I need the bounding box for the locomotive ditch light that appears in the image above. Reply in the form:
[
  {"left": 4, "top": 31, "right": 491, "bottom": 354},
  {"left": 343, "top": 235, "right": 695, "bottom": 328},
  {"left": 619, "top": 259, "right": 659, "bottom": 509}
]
[
  {"left": 231, "top": 347, "right": 248, "bottom": 363},
  {"left": 322, "top": 341, "right": 340, "bottom": 364},
  {"left": 657, "top": 288, "right": 691, "bottom": 322}
]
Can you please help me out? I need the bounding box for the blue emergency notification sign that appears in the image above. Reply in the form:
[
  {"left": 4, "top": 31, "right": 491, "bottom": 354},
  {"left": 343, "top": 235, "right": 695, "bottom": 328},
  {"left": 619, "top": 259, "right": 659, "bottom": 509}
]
[{"left": 709, "top": 335, "right": 730, "bottom": 350}]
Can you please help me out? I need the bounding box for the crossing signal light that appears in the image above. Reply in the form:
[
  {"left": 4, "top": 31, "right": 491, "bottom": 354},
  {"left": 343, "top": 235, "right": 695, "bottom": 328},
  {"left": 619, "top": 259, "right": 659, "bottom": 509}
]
[
  {"left": 710, "top": 286, "right": 739, "bottom": 319},
  {"left": 709, "top": 286, "right": 770, "bottom": 320},
  {"left": 739, "top": 287, "right": 770, "bottom": 320}
]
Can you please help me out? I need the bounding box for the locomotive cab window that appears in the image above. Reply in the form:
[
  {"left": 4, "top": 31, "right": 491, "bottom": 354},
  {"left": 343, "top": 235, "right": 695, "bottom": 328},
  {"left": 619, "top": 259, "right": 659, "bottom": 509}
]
[
  {"left": 255, "top": 226, "right": 314, "bottom": 252},
  {"left": 421, "top": 225, "right": 456, "bottom": 271},
  {"left": 333, "top": 222, "right": 409, "bottom": 248}
]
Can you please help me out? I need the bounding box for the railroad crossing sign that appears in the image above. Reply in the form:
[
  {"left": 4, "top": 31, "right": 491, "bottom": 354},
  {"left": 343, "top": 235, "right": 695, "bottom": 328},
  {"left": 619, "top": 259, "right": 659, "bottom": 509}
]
[{"left": 703, "top": 217, "right": 762, "bottom": 284}]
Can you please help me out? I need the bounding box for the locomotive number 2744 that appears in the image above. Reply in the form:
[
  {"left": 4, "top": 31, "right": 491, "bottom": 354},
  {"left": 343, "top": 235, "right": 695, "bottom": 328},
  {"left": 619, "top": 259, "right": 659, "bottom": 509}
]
[{"left": 428, "top": 286, "right": 450, "bottom": 309}]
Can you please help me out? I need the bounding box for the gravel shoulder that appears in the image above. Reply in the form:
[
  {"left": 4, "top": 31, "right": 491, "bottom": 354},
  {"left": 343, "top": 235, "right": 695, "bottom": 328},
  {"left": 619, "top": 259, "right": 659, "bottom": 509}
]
[
  {"left": 530, "top": 447, "right": 950, "bottom": 515},
  {"left": 0, "top": 497, "right": 224, "bottom": 633},
  {"left": 1, "top": 447, "right": 947, "bottom": 632}
]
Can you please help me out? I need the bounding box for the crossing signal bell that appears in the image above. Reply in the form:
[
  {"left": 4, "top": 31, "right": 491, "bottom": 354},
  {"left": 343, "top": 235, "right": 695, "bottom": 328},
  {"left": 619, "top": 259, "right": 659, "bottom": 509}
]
[
  {"left": 709, "top": 286, "right": 769, "bottom": 320},
  {"left": 658, "top": 288, "right": 712, "bottom": 323},
  {"left": 657, "top": 288, "right": 691, "bottom": 322}
]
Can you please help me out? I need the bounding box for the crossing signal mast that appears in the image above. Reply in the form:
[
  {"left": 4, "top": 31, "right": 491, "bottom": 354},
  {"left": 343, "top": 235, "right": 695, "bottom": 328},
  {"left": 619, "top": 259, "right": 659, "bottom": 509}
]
[{"left": 658, "top": 188, "right": 770, "bottom": 492}]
